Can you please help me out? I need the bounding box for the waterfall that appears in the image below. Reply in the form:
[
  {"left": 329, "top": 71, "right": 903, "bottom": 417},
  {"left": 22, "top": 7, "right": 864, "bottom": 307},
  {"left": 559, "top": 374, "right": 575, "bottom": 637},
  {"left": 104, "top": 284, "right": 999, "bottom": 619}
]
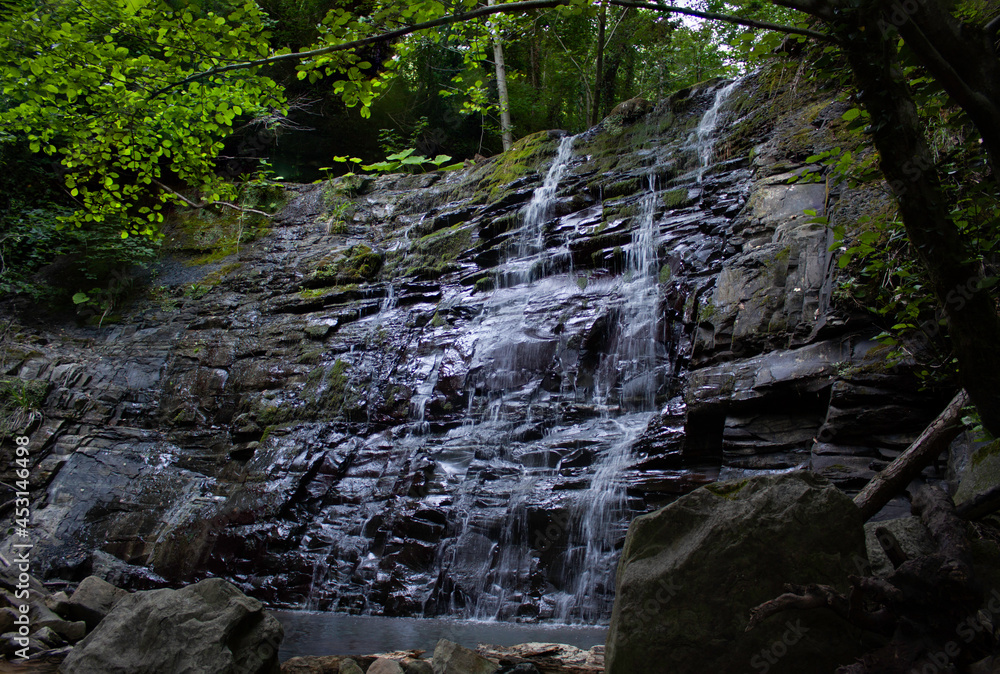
[
  {"left": 554, "top": 175, "right": 662, "bottom": 622},
  {"left": 503, "top": 134, "right": 576, "bottom": 286},
  {"left": 694, "top": 79, "right": 739, "bottom": 182},
  {"left": 301, "top": 86, "right": 744, "bottom": 621}
]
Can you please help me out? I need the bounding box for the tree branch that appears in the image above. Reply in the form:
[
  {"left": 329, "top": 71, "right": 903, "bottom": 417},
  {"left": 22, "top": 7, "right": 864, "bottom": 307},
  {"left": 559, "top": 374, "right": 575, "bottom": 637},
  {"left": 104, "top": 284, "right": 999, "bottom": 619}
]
[
  {"left": 986, "top": 14, "right": 1000, "bottom": 37},
  {"left": 150, "top": 0, "right": 835, "bottom": 98},
  {"left": 609, "top": 1, "right": 836, "bottom": 42},
  {"left": 152, "top": 180, "right": 272, "bottom": 218},
  {"left": 769, "top": 0, "right": 842, "bottom": 23},
  {"left": 746, "top": 583, "right": 851, "bottom": 631}
]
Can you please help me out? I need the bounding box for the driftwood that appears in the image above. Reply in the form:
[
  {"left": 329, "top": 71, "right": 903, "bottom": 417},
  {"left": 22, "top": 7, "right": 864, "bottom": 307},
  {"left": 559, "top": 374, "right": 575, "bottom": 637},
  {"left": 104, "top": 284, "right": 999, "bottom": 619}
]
[
  {"left": 477, "top": 643, "right": 604, "bottom": 674},
  {"left": 853, "top": 389, "right": 969, "bottom": 521},
  {"left": 748, "top": 485, "right": 991, "bottom": 673}
]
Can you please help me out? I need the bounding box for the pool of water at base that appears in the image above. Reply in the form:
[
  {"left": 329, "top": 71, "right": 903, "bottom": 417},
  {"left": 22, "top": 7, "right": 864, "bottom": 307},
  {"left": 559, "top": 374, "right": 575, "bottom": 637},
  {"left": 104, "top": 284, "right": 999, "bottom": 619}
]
[{"left": 273, "top": 612, "right": 608, "bottom": 662}]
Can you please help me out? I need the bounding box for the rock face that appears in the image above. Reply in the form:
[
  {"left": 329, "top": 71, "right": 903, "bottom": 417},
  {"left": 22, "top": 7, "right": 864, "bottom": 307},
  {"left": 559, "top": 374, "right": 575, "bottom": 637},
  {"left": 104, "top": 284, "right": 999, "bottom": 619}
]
[
  {"left": 0, "top": 62, "right": 949, "bottom": 621},
  {"left": 606, "top": 471, "right": 866, "bottom": 674},
  {"left": 60, "top": 578, "right": 282, "bottom": 674}
]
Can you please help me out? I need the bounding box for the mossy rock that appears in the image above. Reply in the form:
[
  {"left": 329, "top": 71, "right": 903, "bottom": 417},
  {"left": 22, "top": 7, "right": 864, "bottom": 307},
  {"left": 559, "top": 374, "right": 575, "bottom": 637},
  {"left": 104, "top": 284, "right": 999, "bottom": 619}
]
[
  {"left": 412, "top": 223, "right": 472, "bottom": 262},
  {"left": 955, "top": 439, "right": 1000, "bottom": 506},
  {"left": 661, "top": 187, "right": 693, "bottom": 210},
  {"left": 607, "top": 471, "right": 866, "bottom": 674},
  {"left": 309, "top": 245, "right": 384, "bottom": 287},
  {"left": 164, "top": 202, "right": 274, "bottom": 266},
  {"left": 480, "top": 131, "right": 559, "bottom": 199}
]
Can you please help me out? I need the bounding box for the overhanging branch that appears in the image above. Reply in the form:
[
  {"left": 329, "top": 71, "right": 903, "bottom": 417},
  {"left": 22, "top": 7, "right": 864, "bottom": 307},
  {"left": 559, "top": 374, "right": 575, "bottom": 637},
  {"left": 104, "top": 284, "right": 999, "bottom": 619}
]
[
  {"left": 608, "top": 1, "right": 835, "bottom": 42},
  {"left": 986, "top": 14, "right": 1000, "bottom": 37},
  {"left": 150, "top": 0, "right": 834, "bottom": 98},
  {"left": 153, "top": 179, "right": 272, "bottom": 218}
]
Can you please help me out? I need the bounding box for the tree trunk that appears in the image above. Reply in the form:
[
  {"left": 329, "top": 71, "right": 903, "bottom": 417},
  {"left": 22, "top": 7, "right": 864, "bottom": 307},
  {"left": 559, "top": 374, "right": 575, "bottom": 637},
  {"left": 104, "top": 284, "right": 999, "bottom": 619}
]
[
  {"left": 592, "top": 1, "right": 606, "bottom": 125},
  {"left": 834, "top": 2, "right": 1000, "bottom": 437},
  {"left": 488, "top": 0, "right": 514, "bottom": 151},
  {"left": 882, "top": 1, "right": 1000, "bottom": 184}
]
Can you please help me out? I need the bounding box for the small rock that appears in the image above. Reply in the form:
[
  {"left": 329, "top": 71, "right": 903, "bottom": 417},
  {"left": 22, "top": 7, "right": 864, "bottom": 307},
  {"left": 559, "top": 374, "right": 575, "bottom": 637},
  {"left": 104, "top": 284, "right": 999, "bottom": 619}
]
[
  {"left": 402, "top": 660, "right": 433, "bottom": 674},
  {"left": 497, "top": 665, "right": 541, "bottom": 674},
  {"left": 45, "top": 590, "right": 73, "bottom": 617},
  {"left": 368, "top": 658, "right": 404, "bottom": 674},
  {"left": 65, "top": 576, "right": 129, "bottom": 629},
  {"left": 0, "top": 631, "right": 45, "bottom": 657},
  {"left": 37, "top": 617, "right": 87, "bottom": 642},
  {"left": 32, "top": 625, "right": 64, "bottom": 647},
  {"left": 339, "top": 658, "right": 364, "bottom": 674},
  {"left": 433, "top": 639, "right": 499, "bottom": 674}
]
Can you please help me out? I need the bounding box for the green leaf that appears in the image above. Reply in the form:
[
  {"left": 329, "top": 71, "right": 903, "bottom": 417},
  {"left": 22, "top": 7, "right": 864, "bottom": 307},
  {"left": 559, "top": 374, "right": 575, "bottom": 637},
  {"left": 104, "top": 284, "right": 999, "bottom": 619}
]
[
  {"left": 385, "top": 149, "right": 416, "bottom": 161},
  {"left": 842, "top": 108, "right": 862, "bottom": 122}
]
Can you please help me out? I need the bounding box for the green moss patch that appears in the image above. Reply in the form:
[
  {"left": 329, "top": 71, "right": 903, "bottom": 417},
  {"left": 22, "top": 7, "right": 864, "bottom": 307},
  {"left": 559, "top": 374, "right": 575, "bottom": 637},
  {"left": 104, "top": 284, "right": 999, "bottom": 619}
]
[
  {"left": 309, "top": 245, "right": 384, "bottom": 287},
  {"left": 705, "top": 478, "right": 750, "bottom": 499}
]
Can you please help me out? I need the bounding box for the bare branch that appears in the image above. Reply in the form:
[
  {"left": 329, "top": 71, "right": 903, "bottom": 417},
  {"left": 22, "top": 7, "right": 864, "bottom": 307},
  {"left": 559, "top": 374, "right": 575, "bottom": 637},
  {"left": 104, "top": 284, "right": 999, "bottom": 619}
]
[
  {"left": 986, "top": 14, "right": 1000, "bottom": 37},
  {"left": 152, "top": 180, "right": 273, "bottom": 218},
  {"left": 769, "top": 0, "right": 842, "bottom": 23},
  {"left": 746, "top": 583, "right": 850, "bottom": 631}
]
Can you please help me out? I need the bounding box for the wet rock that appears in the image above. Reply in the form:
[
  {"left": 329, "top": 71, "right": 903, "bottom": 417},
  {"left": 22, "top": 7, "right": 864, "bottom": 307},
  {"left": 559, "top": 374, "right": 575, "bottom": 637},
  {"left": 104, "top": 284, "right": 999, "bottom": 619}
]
[
  {"left": 368, "top": 658, "right": 405, "bottom": 674},
  {"left": 339, "top": 658, "right": 365, "bottom": 674},
  {"left": 433, "top": 639, "right": 499, "bottom": 674},
  {"left": 402, "top": 659, "right": 434, "bottom": 674},
  {"left": 606, "top": 471, "right": 866, "bottom": 674},
  {"left": 60, "top": 578, "right": 282, "bottom": 674},
  {"left": 64, "top": 576, "right": 128, "bottom": 629},
  {"left": 954, "top": 439, "right": 1000, "bottom": 507}
]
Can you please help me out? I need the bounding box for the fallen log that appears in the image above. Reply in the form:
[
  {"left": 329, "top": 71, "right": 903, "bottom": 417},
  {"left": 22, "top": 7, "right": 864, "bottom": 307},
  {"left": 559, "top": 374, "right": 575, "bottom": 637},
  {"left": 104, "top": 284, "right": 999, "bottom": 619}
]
[{"left": 853, "top": 389, "right": 968, "bottom": 521}]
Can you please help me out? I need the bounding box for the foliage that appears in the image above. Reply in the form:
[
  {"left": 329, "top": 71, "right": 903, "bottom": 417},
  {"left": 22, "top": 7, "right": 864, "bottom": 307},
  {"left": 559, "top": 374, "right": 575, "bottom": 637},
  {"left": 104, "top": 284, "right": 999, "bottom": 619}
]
[
  {"left": 0, "top": 206, "right": 160, "bottom": 305},
  {"left": 0, "top": 375, "right": 48, "bottom": 438},
  {"left": 788, "top": 51, "right": 1000, "bottom": 385},
  {"left": 0, "top": 0, "right": 286, "bottom": 236}
]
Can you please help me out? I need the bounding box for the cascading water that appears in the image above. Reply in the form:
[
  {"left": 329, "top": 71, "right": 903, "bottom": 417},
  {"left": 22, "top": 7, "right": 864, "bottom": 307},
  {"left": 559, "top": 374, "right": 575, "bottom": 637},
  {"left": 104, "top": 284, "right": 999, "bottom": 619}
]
[
  {"left": 300, "top": 79, "right": 746, "bottom": 624},
  {"left": 694, "top": 79, "right": 739, "bottom": 182},
  {"left": 553, "top": 175, "right": 662, "bottom": 622},
  {"left": 502, "top": 134, "right": 576, "bottom": 286}
]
